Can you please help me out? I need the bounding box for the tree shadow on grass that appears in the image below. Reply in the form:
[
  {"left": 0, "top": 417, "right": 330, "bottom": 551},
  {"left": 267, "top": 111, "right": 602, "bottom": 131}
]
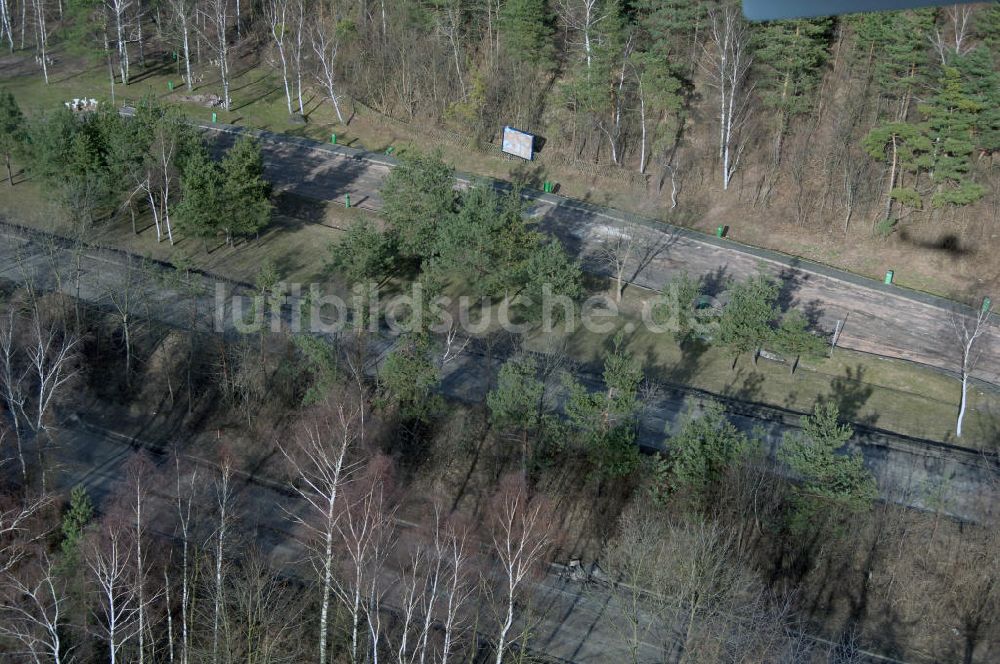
[{"left": 820, "top": 364, "right": 877, "bottom": 427}]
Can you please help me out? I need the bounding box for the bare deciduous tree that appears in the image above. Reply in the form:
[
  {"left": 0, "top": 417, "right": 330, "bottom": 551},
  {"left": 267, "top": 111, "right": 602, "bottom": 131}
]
[
  {"left": 0, "top": 553, "right": 68, "bottom": 663},
  {"left": 311, "top": 12, "right": 346, "bottom": 124},
  {"left": 334, "top": 454, "right": 396, "bottom": 664},
  {"left": 486, "top": 474, "right": 555, "bottom": 664},
  {"left": 0, "top": 309, "right": 28, "bottom": 478},
  {"left": 702, "top": 6, "right": 753, "bottom": 191},
  {"left": 951, "top": 300, "right": 993, "bottom": 438},
  {"left": 281, "top": 396, "right": 363, "bottom": 664},
  {"left": 0, "top": 493, "right": 50, "bottom": 575},
  {"left": 89, "top": 520, "right": 143, "bottom": 664}
]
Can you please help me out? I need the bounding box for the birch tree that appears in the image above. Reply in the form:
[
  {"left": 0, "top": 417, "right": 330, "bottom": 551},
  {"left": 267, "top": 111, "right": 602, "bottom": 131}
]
[
  {"left": 0, "top": 0, "right": 14, "bottom": 50},
  {"left": 486, "top": 474, "right": 555, "bottom": 664},
  {"left": 290, "top": 0, "right": 307, "bottom": 114},
  {"left": 311, "top": 11, "right": 346, "bottom": 123},
  {"left": 335, "top": 455, "right": 396, "bottom": 664},
  {"left": 0, "top": 493, "right": 50, "bottom": 575},
  {"left": 106, "top": 0, "right": 132, "bottom": 85},
  {"left": 266, "top": 0, "right": 295, "bottom": 115},
  {"left": 25, "top": 309, "right": 78, "bottom": 489},
  {"left": 173, "top": 454, "right": 198, "bottom": 664},
  {"left": 89, "top": 521, "right": 143, "bottom": 664},
  {"left": 165, "top": 0, "right": 196, "bottom": 90},
  {"left": 557, "top": 0, "right": 608, "bottom": 71},
  {"left": 281, "top": 397, "right": 362, "bottom": 664},
  {"left": 31, "top": 0, "right": 50, "bottom": 83},
  {"left": 0, "top": 554, "right": 68, "bottom": 664},
  {"left": 0, "top": 309, "right": 28, "bottom": 479},
  {"left": 210, "top": 456, "right": 235, "bottom": 664},
  {"left": 951, "top": 299, "right": 993, "bottom": 438},
  {"left": 204, "top": 0, "right": 232, "bottom": 109},
  {"left": 702, "top": 6, "right": 753, "bottom": 191}
]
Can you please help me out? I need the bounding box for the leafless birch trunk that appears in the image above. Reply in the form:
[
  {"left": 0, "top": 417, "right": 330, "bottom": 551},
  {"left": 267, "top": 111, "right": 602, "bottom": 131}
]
[
  {"left": 703, "top": 6, "right": 753, "bottom": 191},
  {"left": 281, "top": 398, "right": 362, "bottom": 664},
  {"left": 952, "top": 300, "right": 993, "bottom": 438}
]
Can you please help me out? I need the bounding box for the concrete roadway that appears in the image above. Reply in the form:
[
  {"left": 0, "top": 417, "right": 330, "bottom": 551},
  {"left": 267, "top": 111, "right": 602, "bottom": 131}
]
[
  {"left": 1, "top": 222, "right": 997, "bottom": 525},
  {"left": 199, "top": 122, "right": 1000, "bottom": 388}
]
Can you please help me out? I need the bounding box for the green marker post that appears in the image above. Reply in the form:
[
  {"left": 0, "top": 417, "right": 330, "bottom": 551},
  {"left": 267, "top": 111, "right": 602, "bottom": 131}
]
[
  {"left": 211, "top": 112, "right": 217, "bottom": 123},
  {"left": 168, "top": 81, "right": 174, "bottom": 91},
  {"left": 716, "top": 225, "right": 725, "bottom": 238},
  {"left": 331, "top": 133, "right": 337, "bottom": 145},
  {"left": 983, "top": 297, "right": 992, "bottom": 313},
  {"left": 884, "top": 270, "right": 894, "bottom": 285},
  {"left": 345, "top": 194, "right": 351, "bottom": 208}
]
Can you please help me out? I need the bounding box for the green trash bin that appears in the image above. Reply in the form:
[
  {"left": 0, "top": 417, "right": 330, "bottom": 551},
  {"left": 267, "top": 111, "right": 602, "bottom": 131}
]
[
  {"left": 884, "top": 270, "right": 894, "bottom": 285},
  {"left": 983, "top": 297, "right": 992, "bottom": 313},
  {"left": 331, "top": 133, "right": 337, "bottom": 145},
  {"left": 211, "top": 112, "right": 217, "bottom": 123},
  {"left": 168, "top": 81, "right": 174, "bottom": 91},
  {"left": 716, "top": 225, "right": 725, "bottom": 238},
  {"left": 345, "top": 194, "right": 351, "bottom": 208}
]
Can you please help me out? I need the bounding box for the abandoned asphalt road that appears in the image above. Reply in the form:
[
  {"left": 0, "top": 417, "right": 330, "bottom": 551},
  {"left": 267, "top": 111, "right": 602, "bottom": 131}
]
[
  {"left": 198, "top": 122, "right": 1000, "bottom": 390},
  {"left": 2, "top": 221, "right": 997, "bottom": 525}
]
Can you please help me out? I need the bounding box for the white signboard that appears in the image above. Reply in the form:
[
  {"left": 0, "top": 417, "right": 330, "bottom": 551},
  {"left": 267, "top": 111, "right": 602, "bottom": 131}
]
[{"left": 501, "top": 126, "right": 534, "bottom": 160}]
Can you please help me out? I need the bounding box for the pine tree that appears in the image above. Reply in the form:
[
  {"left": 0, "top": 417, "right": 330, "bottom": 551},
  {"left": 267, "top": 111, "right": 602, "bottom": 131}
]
[
  {"left": 779, "top": 402, "right": 876, "bottom": 515},
  {"left": 636, "top": 0, "right": 708, "bottom": 76},
  {"left": 717, "top": 272, "right": 779, "bottom": 369},
  {"left": 753, "top": 18, "right": 832, "bottom": 161},
  {"left": 174, "top": 149, "right": 224, "bottom": 243},
  {"left": 500, "top": 0, "right": 554, "bottom": 68},
  {"left": 329, "top": 218, "right": 396, "bottom": 285},
  {"left": 918, "top": 66, "right": 984, "bottom": 207},
  {"left": 380, "top": 149, "right": 457, "bottom": 261},
  {"left": 849, "top": 9, "right": 935, "bottom": 120},
  {"left": 488, "top": 354, "right": 545, "bottom": 474},
  {"left": 772, "top": 309, "right": 827, "bottom": 374},
  {"left": 220, "top": 135, "right": 272, "bottom": 242},
  {"left": 58, "top": 485, "right": 94, "bottom": 573},
  {"left": 563, "top": 332, "right": 642, "bottom": 480},
  {"left": 951, "top": 47, "right": 1000, "bottom": 156},
  {"left": 862, "top": 120, "right": 932, "bottom": 221},
  {"left": 0, "top": 89, "right": 25, "bottom": 185},
  {"left": 667, "top": 399, "right": 752, "bottom": 502}
]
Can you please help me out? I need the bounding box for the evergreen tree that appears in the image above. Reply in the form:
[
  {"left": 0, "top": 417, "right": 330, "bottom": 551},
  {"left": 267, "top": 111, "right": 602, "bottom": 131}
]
[
  {"left": 518, "top": 240, "right": 583, "bottom": 322},
  {"left": 717, "top": 272, "right": 779, "bottom": 369},
  {"left": 501, "top": 0, "right": 555, "bottom": 68},
  {"left": 378, "top": 333, "right": 443, "bottom": 422},
  {"left": 772, "top": 309, "right": 827, "bottom": 374},
  {"left": 563, "top": 332, "right": 642, "bottom": 480},
  {"left": 753, "top": 18, "right": 832, "bottom": 160},
  {"left": 174, "top": 149, "right": 224, "bottom": 243},
  {"left": 849, "top": 9, "right": 935, "bottom": 120},
  {"left": 652, "top": 272, "right": 704, "bottom": 342},
  {"left": 667, "top": 399, "right": 753, "bottom": 503},
  {"left": 380, "top": 149, "right": 457, "bottom": 260},
  {"left": 951, "top": 47, "right": 1000, "bottom": 156},
  {"left": 918, "top": 66, "right": 984, "bottom": 207},
  {"left": 0, "top": 89, "right": 25, "bottom": 185},
  {"left": 636, "top": 0, "right": 708, "bottom": 76},
  {"left": 488, "top": 354, "right": 545, "bottom": 473},
  {"left": 58, "top": 485, "right": 94, "bottom": 573},
  {"left": 329, "top": 218, "right": 396, "bottom": 285},
  {"left": 220, "top": 135, "right": 272, "bottom": 242},
  {"left": 779, "top": 402, "right": 876, "bottom": 517},
  {"left": 862, "top": 120, "right": 932, "bottom": 220},
  {"left": 430, "top": 184, "right": 536, "bottom": 297}
]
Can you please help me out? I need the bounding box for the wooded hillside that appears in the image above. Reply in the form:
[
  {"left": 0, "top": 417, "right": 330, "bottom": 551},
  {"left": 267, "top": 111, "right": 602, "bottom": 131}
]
[{"left": 5, "top": 1, "right": 999, "bottom": 268}]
